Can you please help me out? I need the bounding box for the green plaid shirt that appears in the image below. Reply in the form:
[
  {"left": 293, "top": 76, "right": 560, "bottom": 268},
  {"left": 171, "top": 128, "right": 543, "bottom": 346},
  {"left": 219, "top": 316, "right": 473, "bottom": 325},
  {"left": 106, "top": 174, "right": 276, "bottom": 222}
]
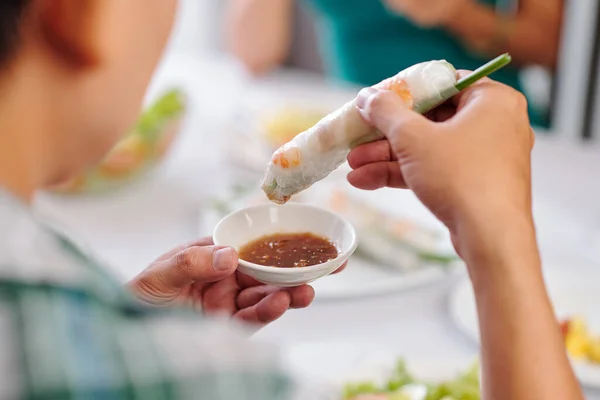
[{"left": 0, "top": 189, "right": 314, "bottom": 400}]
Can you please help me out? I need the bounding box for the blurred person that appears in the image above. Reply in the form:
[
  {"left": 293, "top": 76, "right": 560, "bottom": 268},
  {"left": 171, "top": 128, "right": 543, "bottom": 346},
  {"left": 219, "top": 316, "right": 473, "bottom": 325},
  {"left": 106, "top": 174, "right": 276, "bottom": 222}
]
[
  {"left": 226, "top": 0, "right": 564, "bottom": 127},
  {"left": 0, "top": 1, "right": 318, "bottom": 398},
  {"left": 0, "top": 1, "right": 581, "bottom": 400}
]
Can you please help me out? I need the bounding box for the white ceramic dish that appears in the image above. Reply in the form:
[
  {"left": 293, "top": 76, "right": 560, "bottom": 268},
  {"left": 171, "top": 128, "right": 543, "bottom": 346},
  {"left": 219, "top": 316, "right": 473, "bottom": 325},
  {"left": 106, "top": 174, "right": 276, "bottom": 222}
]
[
  {"left": 449, "top": 266, "right": 600, "bottom": 388},
  {"left": 212, "top": 203, "right": 357, "bottom": 287}
]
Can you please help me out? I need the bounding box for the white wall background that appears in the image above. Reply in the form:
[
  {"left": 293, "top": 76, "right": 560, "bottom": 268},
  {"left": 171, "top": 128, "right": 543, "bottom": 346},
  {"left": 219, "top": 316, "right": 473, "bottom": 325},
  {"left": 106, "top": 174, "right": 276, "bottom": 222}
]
[
  {"left": 553, "top": 0, "right": 599, "bottom": 141},
  {"left": 167, "top": 0, "right": 600, "bottom": 140}
]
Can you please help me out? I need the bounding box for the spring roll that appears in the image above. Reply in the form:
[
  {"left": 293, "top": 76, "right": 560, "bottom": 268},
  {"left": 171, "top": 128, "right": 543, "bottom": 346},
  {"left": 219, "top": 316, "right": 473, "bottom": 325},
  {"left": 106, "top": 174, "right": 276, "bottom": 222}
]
[{"left": 261, "top": 60, "right": 459, "bottom": 204}]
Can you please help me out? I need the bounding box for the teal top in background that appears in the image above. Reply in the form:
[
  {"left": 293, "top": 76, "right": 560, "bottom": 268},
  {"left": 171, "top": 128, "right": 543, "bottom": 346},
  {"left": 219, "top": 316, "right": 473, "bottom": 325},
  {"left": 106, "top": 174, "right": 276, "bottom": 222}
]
[{"left": 304, "top": 0, "right": 547, "bottom": 127}]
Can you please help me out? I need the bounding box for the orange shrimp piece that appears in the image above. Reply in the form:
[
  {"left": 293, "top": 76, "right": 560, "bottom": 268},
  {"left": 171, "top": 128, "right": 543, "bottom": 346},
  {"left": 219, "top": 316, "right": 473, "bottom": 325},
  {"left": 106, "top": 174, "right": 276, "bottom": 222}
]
[
  {"left": 375, "top": 78, "right": 414, "bottom": 109},
  {"left": 272, "top": 143, "right": 301, "bottom": 169}
]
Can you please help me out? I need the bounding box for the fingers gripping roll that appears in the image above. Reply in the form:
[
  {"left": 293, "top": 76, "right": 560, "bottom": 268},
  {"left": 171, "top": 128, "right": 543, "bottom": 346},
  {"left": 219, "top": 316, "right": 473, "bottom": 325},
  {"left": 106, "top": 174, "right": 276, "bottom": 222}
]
[{"left": 261, "top": 60, "right": 459, "bottom": 204}]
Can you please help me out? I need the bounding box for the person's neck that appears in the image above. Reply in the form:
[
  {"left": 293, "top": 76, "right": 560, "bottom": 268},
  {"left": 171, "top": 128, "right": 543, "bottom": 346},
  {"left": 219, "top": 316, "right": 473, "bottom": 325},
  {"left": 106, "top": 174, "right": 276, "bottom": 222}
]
[{"left": 0, "top": 65, "right": 54, "bottom": 203}]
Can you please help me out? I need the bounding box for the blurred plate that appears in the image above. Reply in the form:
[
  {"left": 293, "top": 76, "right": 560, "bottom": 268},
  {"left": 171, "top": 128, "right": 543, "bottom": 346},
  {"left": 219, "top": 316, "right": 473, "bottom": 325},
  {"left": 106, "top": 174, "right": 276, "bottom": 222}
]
[
  {"left": 449, "top": 267, "right": 600, "bottom": 388},
  {"left": 310, "top": 257, "right": 461, "bottom": 301},
  {"left": 200, "top": 166, "right": 463, "bottom": 301}
]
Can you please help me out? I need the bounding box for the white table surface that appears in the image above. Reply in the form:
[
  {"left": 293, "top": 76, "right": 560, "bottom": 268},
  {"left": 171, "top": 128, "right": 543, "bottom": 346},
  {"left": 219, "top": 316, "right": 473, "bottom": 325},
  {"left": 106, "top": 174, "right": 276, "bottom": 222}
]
[{"left": 34, "top": 52, "right": 600, "bottom": 398}]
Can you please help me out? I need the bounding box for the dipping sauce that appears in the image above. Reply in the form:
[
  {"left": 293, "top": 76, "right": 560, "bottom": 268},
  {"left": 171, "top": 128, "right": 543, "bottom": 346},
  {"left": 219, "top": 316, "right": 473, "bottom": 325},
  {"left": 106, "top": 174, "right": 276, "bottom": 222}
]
[{"left": 239, "top": 232, "right": 338, "bottom": 268}]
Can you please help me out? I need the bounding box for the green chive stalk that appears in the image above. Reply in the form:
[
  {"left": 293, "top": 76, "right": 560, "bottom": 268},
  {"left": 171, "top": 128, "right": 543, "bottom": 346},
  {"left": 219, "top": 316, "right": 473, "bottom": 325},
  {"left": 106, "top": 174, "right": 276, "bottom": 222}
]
[{"left": 455, "top": 53, "right": 512, "bottom": 91}]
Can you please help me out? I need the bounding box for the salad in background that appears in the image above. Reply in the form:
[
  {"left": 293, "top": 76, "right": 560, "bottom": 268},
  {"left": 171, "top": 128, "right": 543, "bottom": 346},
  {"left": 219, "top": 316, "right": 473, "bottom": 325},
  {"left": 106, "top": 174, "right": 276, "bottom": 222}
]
[
  {"left": 343, "top": 359, "right": 480, "bottom": 400},
  {"left": 49, "top": 88, "right": 186, "bottom": 194}
]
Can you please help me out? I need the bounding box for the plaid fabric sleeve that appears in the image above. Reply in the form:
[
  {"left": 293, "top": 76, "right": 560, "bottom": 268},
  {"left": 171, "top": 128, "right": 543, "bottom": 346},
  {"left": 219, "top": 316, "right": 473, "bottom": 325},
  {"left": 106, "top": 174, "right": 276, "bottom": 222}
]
[
  {"left": 0, "top": 190, "right": 339, "bottom": 400},
  {"left": 0, "top": 279, "right": 299, "bottom": 400}
]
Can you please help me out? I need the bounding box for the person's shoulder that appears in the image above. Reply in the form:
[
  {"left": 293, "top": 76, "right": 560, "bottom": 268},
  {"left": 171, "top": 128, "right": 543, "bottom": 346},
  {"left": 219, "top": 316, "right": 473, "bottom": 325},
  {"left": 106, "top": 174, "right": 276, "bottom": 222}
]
[
  {"left": 0, "top": 190, "right": 111, "bottom": 292},
  {"left": 0, "top": 205, "right": 86, "bottom": 286}
]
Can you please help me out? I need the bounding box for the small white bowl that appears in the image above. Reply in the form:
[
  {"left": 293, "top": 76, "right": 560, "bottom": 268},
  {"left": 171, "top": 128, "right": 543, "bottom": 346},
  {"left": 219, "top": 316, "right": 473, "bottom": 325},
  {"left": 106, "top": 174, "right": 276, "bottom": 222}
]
[{"left": 213, "top": 203, "right": 357, "bottom": 287}]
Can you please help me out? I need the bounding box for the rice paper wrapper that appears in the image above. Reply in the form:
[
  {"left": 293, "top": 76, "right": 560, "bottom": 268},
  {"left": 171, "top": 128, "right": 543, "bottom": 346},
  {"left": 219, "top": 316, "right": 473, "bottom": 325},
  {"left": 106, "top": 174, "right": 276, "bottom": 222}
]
[{"left": 261, "top": 60, "right": 458, "bottom": 204}]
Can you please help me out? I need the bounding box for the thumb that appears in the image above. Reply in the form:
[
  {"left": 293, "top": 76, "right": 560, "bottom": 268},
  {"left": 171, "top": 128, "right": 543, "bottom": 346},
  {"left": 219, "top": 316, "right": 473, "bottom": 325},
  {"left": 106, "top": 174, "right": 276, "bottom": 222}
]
[
  {"left": 355, "top": 87, "right": 432, "bottom": 154},
  {"left": 131, "top": 246, "right": 238, "bottom": 302}
]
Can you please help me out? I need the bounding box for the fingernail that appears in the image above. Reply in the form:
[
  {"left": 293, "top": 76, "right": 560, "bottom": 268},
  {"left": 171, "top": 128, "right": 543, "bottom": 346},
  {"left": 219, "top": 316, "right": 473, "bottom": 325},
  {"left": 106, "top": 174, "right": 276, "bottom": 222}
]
[
  {"left": 213, "top": 247, "right": 234, "bottom": 271},
  {"left": 355, "top": 87, "right": 378, "bottom": 111}
]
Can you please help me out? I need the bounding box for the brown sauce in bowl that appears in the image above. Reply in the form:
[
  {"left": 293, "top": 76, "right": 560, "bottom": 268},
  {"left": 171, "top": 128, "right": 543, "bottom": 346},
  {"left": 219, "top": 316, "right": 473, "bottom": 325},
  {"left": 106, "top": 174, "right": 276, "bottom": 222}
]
[{"left": 239, "top": 232, "right": 338, "bottom": 268}]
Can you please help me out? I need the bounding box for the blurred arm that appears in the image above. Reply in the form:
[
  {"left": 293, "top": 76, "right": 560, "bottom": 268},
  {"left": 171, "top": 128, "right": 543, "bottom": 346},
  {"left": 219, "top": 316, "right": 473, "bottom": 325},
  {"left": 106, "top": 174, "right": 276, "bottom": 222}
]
[
  {"left": 460, "top": 215, "right": 583, "bottom": 399},
  {"left": 445, "top": 0, "right": 564, "bottom": 68},
  {"left": 225, "top": 0, "right": 294, "bottom": 75}
]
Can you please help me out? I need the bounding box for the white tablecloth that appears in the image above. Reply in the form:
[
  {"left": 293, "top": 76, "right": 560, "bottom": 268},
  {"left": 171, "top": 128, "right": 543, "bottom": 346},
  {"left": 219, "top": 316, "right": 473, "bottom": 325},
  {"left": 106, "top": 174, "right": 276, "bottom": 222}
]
[{"left": 34, "top": 52, "right": 600, "bottom": 398}]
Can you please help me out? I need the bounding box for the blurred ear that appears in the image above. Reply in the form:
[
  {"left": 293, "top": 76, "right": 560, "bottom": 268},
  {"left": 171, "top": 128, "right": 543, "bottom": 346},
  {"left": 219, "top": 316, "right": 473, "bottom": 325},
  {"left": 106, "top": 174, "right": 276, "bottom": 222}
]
[{"left": 39, "top": 0, "right": 106, "bottom": 66}]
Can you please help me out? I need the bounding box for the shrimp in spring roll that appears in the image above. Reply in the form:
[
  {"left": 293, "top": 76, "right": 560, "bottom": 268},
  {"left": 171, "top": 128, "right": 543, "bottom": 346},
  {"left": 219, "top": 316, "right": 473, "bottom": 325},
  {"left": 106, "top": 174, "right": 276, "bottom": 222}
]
[{"left": 261, "top": 60, "right": 459, "bottom": 204}]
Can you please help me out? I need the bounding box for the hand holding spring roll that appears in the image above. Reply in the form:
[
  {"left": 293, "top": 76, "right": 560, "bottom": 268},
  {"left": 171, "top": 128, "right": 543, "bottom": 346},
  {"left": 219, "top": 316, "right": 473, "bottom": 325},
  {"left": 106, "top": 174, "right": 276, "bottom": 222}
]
[
  {"left": 261, "top": 55, "right": 512, "bottom": 204},
  {"left": 347, "top": 72, "right": 535, "bottom": 271}
]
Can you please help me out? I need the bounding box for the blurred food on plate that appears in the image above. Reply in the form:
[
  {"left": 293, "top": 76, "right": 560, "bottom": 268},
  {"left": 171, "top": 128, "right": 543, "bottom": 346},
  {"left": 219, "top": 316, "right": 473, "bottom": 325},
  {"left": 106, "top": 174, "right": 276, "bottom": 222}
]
[
  {"left": 49, "top": 88, "right": 186, "bottom": 194},
  {"left": 343, "top": 358, "right": 480, "bottom": 400},
  {"left": 225, "top": 105, "right": 327, "bottom": 172},
  {"left": 562, "top": 316, "right": 600, "bottom": 364},
  {"left": 327, "top": 189, "right": 457, "bottom": 269},
  {"left": 261, "top": 107, "right": 325, "bottom": 148}
]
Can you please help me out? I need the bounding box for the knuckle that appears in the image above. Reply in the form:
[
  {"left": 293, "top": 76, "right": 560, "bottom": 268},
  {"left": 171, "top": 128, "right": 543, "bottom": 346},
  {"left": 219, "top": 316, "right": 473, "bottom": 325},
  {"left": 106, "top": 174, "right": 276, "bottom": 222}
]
[
  {"left": 195, "top": 236, "right": 214, "bottom": 246},
  {"left": 132, "top": 274, "right": 163, "bottom": 299},
  {"left": 175, "top": 248, "right": 195, "bottom": 274},
  {"left": 513, "top": 91, "right": 528, "bottom": 112},
  {"left": 366, "top": 90, "right": 391, "bottom": 111},
  {"left": 386, "top": 121, "right": 405, "bottom": 143},
  {"left": 374, "top": 89, "right": 402, "bottom": 109},
  {"left": 392, "top": 117, "right": 425, "bottom": 139},
  {"left": 495, "top": 86, "right": 527, "bottom": 112},
  {"left": 388, "top": 120, "right": 419, "bottom": 150}
]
